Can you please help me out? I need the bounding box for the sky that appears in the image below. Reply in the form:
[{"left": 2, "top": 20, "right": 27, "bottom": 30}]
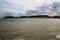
[{"left": 0, "top": 0, "right": 60, "bottom": 18}]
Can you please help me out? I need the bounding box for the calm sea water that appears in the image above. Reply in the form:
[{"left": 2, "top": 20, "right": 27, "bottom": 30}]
[
  {"left": 0, "top": 18, "right": 47, "bottom": 22},
  {"left": 0, "top": 18, "right": 60, "bottom": 40}
]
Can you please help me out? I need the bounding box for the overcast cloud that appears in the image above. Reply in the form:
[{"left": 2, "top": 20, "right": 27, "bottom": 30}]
[{"left": 0, "top": 0, "right": 60, "bottom": 18}]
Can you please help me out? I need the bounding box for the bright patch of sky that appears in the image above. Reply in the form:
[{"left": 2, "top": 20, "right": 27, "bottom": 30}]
[
  {"left": 4, "top": 0, "right": 55, "bottom": 10},
  {"left": 55, "top": 0, "right": 60, "bottom": 2}
]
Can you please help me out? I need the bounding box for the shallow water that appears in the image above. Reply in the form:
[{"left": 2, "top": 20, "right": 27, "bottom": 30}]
[{"left": 0, "top": 18, "right": 60, "bottom": 40}]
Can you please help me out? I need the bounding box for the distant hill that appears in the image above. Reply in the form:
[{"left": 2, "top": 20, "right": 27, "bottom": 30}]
[{"left": 3, "top": 15, "right": 60, "bottom": 19}]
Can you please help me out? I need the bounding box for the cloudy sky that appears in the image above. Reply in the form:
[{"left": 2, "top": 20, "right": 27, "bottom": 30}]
[{"left": 0, "top": 0, "right": 60, "bottom": 18}]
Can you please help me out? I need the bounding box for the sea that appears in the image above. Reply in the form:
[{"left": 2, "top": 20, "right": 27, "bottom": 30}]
[{"left": 0, "top": 18, "right": 60, "bottom": 40}]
